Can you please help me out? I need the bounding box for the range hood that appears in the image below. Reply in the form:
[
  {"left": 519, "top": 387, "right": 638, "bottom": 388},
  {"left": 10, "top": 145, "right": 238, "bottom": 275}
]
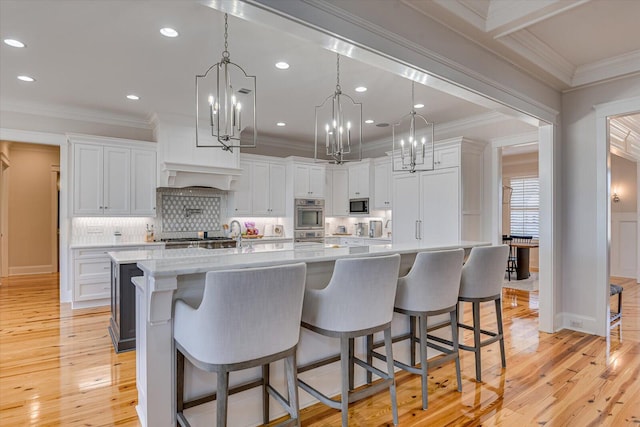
[{"left": 161, "top": 161, "right": 242, "bottom": 190}]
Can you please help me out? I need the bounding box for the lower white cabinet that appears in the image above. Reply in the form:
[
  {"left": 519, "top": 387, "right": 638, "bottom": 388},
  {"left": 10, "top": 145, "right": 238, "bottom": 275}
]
[{"left": 71, "top": 244, "right": 161, "bottom": 308}]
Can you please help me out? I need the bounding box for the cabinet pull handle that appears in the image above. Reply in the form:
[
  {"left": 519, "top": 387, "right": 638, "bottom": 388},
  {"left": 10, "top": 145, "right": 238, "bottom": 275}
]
[{"left": 415, "top": 220, "right": 420, "bottom": 240}]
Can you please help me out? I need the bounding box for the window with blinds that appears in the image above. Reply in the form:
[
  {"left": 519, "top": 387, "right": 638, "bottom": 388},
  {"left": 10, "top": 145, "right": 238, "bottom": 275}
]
[{"left": 509, "top": 176, "right": 539, "bottom": 238}]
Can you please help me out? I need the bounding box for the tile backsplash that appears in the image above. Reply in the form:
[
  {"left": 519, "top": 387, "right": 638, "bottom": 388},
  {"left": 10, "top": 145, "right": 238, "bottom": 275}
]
[{"left": 155, "top": 187, "right": 228, "bottom": 238}]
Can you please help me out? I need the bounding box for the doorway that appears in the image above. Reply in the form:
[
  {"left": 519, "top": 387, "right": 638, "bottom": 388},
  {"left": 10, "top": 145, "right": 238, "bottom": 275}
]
[
  {"left": 2, "top": 142, "right": 60, "bottom": 276},
  {"left": 0, "top": 148, "right": 9, "bottom": 279}
]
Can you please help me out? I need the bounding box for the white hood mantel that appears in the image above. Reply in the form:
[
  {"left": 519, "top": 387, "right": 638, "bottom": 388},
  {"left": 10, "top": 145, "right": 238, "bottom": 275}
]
[{"left": 161, "top": 161, "right": 242, "bottom": 190}]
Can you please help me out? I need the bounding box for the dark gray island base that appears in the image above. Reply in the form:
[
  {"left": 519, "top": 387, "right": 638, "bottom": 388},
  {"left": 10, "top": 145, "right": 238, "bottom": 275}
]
[{"left": 108, "top": 261, "right": 142, "bottom": 353}]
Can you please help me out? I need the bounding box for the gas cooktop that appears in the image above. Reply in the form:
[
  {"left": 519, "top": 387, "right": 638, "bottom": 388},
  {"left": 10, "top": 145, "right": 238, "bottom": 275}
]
[{"left": 161, "top": 237, "right": 235, "bottom": 242}]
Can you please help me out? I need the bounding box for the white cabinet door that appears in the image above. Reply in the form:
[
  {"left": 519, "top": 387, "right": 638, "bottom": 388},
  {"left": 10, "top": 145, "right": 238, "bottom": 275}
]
[
  {"left": 251, "top": 162, "right": 271, "bottom": 215},
  {"left": 230, "top": 160, "right": 252, "bottom": 215},
  {"left": 392, "top": 173, "right": 420, "bottom": 244},
  {"left": 74, "top": 143, "right": 104, "bottom": 215},
  {"left": 293, "top": 165, "right": 310, "bottom": 198},
  {"left": 103, "top": 146, "right": 130, "bottom": 215},
  {"left": 435, "top": 145, "right": 460, "bottom": 169},
  {"left": 373, "top": 161, "right": 392, "bottom": 209},
  {"left": 308, "top": 166, "right": 325, "bottom": 198},
  {"left": 325, "top": 169, "right": 333, "bottom": 215},
  {"left": 348, "top": 163, "right": 370, "bottom": 198},
  {"left": 420, "top": 168, "right": 459, "bottom": 245},
  {"left": 268, "top": 163, "right": 286, "bottom": 216},
  {"left": 332, "top": 169, "right": 349, "bottom": 216},
  {"left": 130, "top": 149, "right": 156, "bottom": 216},
  {"left": 293, "top": 164, "right": 325, "bottom": 199}
]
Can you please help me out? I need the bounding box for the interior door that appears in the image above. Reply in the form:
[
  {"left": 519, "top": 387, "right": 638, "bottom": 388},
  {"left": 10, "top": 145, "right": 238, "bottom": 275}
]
[{"left": 392, "top": 173, "right": 420, "bottom": 244}]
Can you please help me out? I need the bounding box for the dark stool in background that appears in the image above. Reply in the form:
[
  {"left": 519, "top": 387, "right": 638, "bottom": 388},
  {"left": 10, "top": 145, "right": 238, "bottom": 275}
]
[{"left": 610, "top": 283, "right": 623, "bottom": 339}]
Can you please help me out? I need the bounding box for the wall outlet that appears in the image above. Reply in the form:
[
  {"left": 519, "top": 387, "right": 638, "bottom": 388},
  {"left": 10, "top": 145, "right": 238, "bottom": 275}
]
[
  {"left": 570, "top": 320, "right": 583, "bottom": 328},
  {"left": 87, "top": 226, "right": 103, "bottom": 234}
]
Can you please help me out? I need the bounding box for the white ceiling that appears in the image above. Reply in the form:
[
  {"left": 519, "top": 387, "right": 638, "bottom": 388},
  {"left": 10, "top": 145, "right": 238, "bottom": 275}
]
[
  {"left": 404, "top": 0, "right": 640, "bottom": 90},
  {"left": 2, "top": 0, "right": 637, "bottom": 159},
  {"left": 0, "top": 0, "right": 540, "bottom": 156}
]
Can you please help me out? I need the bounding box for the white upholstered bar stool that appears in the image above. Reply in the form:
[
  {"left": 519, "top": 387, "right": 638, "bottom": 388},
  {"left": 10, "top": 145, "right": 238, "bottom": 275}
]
[
  {"left": 457, "top": 245, "right": 510, "bottom": 382},
  {"left": 297, "top": 254, "right": 401, "bottom": 427},
  {"left": 369, "top": 248, "right": 465, "bottom": 410},
  {"left": 173, "top": 263, "right": 307, "bottom": 427}
]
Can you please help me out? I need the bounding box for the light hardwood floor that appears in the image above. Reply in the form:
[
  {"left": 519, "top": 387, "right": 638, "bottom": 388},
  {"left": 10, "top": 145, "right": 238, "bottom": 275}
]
[{"left": 1, "top": 274, "right": 638, "bottom": 426}]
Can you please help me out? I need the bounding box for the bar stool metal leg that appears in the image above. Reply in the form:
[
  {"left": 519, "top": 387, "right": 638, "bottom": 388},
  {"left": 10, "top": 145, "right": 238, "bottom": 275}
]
[
  {"left": 384, "top": 328, "right": 399, "bottom": 425},
  {"left": 450, "top": 310, "right": 462, "bottom": 391},
  {"left": 495, "top": 299, "right": 507, "bottom": 368},
  {"left": 262, "top": 364, "right": 270, "bottom": 425},
  {"left": 217, "top": 369, "right": 229, "bottom": 427},
  {"left": 340, "top": 337, "right": 350, "bottom": 427},
  {"left": 418, "top": 313, "right": 429, "bottom": 410},
  {"left": 472, "top": 301, "right": 482, "bottom": 382}
]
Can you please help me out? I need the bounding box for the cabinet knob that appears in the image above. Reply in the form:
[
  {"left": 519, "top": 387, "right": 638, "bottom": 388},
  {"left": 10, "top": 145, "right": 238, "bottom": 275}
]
[{"left": 99, "top": 206, "right": 103, "bottom": 209}]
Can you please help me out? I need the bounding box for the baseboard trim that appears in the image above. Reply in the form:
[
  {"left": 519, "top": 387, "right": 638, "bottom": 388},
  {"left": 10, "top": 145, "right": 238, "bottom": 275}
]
[{"left": 9, "top": 264, "right": 56, "bottom": 276}]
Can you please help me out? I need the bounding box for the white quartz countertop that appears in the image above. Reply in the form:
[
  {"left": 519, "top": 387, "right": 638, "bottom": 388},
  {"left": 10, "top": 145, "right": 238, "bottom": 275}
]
[
  {"left": 70, "top": 239, "right": 165, "bottom": 249},
  {"left": 108, "top": 242, "right": 293, "bottom": 264},
  {"left": 137, "top": 241, "right": 490, "bottom": 277}
]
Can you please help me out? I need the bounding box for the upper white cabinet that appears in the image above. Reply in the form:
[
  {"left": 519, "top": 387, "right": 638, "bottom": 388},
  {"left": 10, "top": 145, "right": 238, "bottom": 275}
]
[
  {"left": 326, "top": 167, "right": 349, "bottom": 216},
  {"left": 251, "top": 161, "right": 286, "bottom": 216},
  {"left": 229, "top": 156, "right": 286, "bottom": 217},
  {"left": 229, "top": 160, "right": 252, "bottom": 215},
  {"left": 348, "top": 161, "right": 371, "bottom": 199},
  {"left": 392, "top": 137, "right": 485, "bottom": 246},
  {"left": 373, "top": 158, "right": 392, "bottom": 209},
  {"left": 130, "top": 149, "right": 157, "bottom": 216},
  {"left": 293, "top": 163, "right": 325, "bottom": 198},
  {"left": 71, "top": 136, "right": 156, "bottom": 217}
]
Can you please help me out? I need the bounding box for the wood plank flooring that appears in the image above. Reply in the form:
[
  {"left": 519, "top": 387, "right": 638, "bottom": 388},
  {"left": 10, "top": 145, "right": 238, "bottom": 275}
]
[{"left": 1, "top": 274, "right": 638, "bottom": 426}]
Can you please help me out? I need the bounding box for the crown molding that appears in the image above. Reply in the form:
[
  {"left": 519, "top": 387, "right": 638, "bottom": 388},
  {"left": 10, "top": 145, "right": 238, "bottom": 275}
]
[
  {"left": 362, "top": 110, "right": 504, "bottom": 153},
  {"left": 0, "top": 127, "right": 66, "bottom": 146},
  {"left": 498, "top": 30, "right": 575, "bottom": 87},
  {"left": 491, "top": 130, "right": 539, "bottom": 147},
  {"left": 432, "top": 0, "right": 487, "bottom": 31},
  {"left": 0, "top": 99, "right": 153, "bottom": 130},
  {"left": 572, "top": 49, "right": 640, "bottom": 87}
]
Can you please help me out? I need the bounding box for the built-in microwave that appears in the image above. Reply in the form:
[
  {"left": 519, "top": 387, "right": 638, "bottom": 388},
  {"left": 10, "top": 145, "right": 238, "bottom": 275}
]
[
  {"left": 294, "top": 199, "right": 325, "bottom": 230},
  {"left": 349, "top": 198, "right": 369, "bottom": 215}
]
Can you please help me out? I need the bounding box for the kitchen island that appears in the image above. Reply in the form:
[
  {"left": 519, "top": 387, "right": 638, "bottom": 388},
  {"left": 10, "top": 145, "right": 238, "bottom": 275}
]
[{"left": 133, "top": 241, "right": 489, "bottom": 427}]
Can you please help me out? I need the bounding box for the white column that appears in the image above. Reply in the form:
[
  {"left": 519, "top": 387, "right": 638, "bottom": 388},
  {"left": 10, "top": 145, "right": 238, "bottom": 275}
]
[{"left": 135, "top": 274, "right": 178, "bottom": 427}]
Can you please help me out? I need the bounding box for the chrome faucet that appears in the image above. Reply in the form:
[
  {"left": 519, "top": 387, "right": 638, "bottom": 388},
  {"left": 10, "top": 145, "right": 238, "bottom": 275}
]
[{"left": 229, "top": 220, "right": 242, "bottom": 248}]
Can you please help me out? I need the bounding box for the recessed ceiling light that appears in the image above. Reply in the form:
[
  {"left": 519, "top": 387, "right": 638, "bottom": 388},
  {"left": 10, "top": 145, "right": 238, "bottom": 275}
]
[
  {"left": 126, "top": 94, "right": 140, "bottom": 100},
  {"left": 276, "top": 122, "right": 286, "bottom": 127},
  {"left": 4, "top": 39, "right": 25, "bottom": 48},
  {"left": 275, "top": 62, "right": 290, "bottom": 70},
  {"left": 160, "top": 27, "right": 179, "bottom": 38},
  {"left": 17, "top": 75, "right": 35, "bottom": 82},
  {"left": 355, "top": 86, "right": 367, "bottom": 92},
  {"left": 365, "top": 119, "right": 374, "bottom": 124},
  {"left": 414, "top": 103, "right": 424, "bottom": 109}
]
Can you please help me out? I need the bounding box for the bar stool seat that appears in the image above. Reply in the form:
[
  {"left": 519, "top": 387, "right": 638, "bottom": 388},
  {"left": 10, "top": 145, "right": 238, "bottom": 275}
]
[
  {"left": 457, "top": 245, "right": 510, "bottom": 382},
  {"left": 368, "top": 248, "right": 465, "bottom": 410},
  {"left": 174, "top": 263, "right": 307, "bottom": 427},
  {"left": 297, "top": 254, "right": 401, "bottom": 427}
]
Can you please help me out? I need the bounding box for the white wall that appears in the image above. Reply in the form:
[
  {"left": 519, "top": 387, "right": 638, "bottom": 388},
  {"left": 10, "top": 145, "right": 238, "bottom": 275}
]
[{"left": 561, "top": 74, "right": 640, "bottom": 333}]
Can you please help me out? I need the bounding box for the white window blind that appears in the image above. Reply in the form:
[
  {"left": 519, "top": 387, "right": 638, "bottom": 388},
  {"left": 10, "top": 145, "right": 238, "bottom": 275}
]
[{"left": 510, "top": 176, "right": 539, "bottom": 238}]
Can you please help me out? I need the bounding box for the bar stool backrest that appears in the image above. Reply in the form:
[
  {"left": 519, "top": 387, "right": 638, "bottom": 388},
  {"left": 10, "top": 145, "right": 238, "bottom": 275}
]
[
  {"left": 460, "top": 245, "right": 510, "bottom": 299},
  {"left": 307, "top": 254, "right": 401, "bottom": 332},
  {"left": 395, "top": 249, "right": 465, "bottom": 312},
  {"left": 173, "top": 263, "right": 307, "bottom": 366}
]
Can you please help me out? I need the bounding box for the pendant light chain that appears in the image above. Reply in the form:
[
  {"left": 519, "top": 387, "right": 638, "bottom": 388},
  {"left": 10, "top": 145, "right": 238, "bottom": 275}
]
[
  {"left": 336, "top": 54, "right": 341, "bottom": 93},
  {"left": 411, "top": 81, "right": 415, "bottom": 114},
  {"left": 222, "top": 13, "right": 230, "bottom": 61}
]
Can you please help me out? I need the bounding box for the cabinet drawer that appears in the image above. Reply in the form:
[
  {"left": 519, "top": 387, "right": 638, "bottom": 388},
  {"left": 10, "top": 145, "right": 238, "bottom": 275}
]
[
  {"left": 75, "top": 258, "right": 111, "bottom": 281},
  {"left": 76, "top": 280, "right": 110, "bottom": 301},
  {"left": 74, "top": 248, "right": 112, "bottom": 259}
]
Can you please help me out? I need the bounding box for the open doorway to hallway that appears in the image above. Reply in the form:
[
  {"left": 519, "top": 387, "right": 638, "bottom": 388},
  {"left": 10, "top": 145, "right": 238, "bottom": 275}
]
[
  {"left": 501, "top": 142, "right": 540, "bottom": 310},
  {"left": 0, "top": 141, "right": 60, "bottom": 278}
]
